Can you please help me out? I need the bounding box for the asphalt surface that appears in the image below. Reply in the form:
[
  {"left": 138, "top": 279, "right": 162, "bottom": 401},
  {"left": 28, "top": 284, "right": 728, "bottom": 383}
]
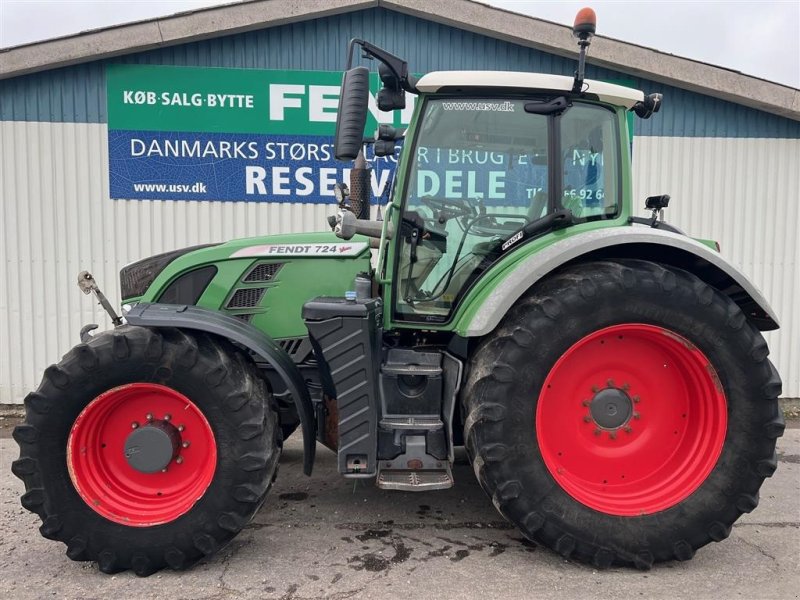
[{"left": 0, "top": 420, "right": 798, "bottom": 600}]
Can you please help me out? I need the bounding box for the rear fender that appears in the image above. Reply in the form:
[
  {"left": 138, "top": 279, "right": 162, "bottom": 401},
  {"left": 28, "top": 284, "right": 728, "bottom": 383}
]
[
  {"left": 461, "top": 227, "right": 779, "bottom": 337},
  {"left": 125, "top": 303, "right": 316, "bottom": 475}
]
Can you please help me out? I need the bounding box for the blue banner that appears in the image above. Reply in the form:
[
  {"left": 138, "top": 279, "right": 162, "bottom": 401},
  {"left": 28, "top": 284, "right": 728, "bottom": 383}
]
[{"left": 108, "top": 130, "right": 399, "bottom": 203}]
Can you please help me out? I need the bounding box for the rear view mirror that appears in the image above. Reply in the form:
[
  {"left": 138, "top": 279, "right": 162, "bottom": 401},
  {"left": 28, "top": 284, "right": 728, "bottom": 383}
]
[
  {"left": 377, "top": 62, "right": 405, "bottom": 111},
  {"left": 334, "top": 66, "right": 370, "bottom": 161}
]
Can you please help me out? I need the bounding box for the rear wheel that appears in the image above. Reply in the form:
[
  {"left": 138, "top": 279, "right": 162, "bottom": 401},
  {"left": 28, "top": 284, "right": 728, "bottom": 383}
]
[
  {"left": 462, "top": 260, "right": 784, "bottom": 568},
  {"left": 12, "top": 326, "right": 280, "bottom": 576}
]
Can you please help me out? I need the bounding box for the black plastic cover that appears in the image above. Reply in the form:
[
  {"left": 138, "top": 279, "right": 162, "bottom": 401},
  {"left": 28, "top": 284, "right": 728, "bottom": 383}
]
[
  {"left": 302, "top": 297, "right": 372, "bottom": 320},
  {"left": 303, "top": 297, "right": 382, "bottom": 476}
]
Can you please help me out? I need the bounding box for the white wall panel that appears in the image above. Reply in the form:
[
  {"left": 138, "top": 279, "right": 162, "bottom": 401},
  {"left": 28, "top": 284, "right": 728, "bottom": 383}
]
[
  {"left": 1, "top": 122, "right": 798, "bottom": 402},
  {"left": 632, "top": 136, "right": 800, "bottom": 397},
  {"left": 0, "top": 121, "right": 334, "bottom": 404}
]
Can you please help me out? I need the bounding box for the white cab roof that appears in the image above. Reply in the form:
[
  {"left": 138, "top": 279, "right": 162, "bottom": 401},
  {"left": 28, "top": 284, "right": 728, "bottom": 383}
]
[{"left": 416, "top": 71, "right": 644, "bottom": 109}]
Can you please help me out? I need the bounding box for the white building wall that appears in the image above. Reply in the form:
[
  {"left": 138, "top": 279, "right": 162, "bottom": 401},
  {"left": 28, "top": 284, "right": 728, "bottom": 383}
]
[
  {"left": 0, "top": 121, "right": 333, "bottom": 405},
  {"left": 1, "top": 121, "right": 798, "bottom": 403},
  {"left": 631, "top": 136, "right": 800, "bottom": 397}
]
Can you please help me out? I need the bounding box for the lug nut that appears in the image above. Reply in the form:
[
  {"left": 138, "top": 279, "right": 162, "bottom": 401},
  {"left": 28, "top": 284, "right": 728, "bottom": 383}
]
[
  {"left": 594, "top": 428, "right": 602, "bottom": 436},
  {"left": 131, "top": 422, "right": 139, "bottom": 429},
  {"left": 591, "top": 385, "right": 599, "bottom": 393},
  {"left": 624, "top": 426, "right": 633, "bottom": 433},
  {"left": 609, "top": 431, "right": 617, "bottom": 440},
  {"left": 175, "top": 456, "right": 184, "bottom": 464},
  {"left": 177, "top": 425, "right": 185, "bottom": 432},
  {"left": 181, "top": 441, "right": 190, "bottom": 448},
  {"left": 583, "top": 415, "right": 592, "bottom": 422},
  {"left": 633, "top": 412, "right": 641, "bottom": 420},
  {"left": 163, "top": 414, "right": 171, "bottom": 421},
  {"left": 161, "top": 468, "right": 168, "bottom": 473},
  {"left": 632, "top": 395, "right": 640, "bottom": 403},
  {"left": 146, "top": 413, "right": 154, "bottom": 421},
  {"left": 606, "top": 379, "right": 615, "bottom": 388},
  {"left": 582, "top": 400, "right": 590, "bottom": 407}
]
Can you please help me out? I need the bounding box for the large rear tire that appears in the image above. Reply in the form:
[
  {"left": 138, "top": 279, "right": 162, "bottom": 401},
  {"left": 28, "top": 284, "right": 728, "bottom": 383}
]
[
  {"left": 12, "top": 326, "right": 280, "bottom": 576},
  {"left": 462, "top": 260, "right": 784, "bottom": 568}
]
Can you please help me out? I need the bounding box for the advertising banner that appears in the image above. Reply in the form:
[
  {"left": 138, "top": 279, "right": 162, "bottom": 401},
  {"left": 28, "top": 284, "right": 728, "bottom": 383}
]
[{"left": 106, "top": 64, "right": 412, "bottom": 202}]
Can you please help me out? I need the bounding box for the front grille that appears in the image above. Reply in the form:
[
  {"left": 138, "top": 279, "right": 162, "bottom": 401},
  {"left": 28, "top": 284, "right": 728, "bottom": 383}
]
[
  {"left": 227, "top": 287, "right": 266, "bottom": 308},
  {"left": 244, "top": 262, "right": 283, "bottom": 282}
]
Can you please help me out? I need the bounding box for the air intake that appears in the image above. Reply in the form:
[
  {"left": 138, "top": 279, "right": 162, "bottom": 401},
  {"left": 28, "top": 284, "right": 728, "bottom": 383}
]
[
  {"left": 244, "top": 262, "right": 283, "bottom": 282},
  {"left": 226, "top": 288, "right": 266, "bottom": 308}
]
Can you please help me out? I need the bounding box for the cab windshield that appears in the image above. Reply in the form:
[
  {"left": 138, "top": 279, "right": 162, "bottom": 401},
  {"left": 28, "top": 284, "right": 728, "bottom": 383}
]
[{"left": 395, "top": 97, "right": 620, "bottom": 321}]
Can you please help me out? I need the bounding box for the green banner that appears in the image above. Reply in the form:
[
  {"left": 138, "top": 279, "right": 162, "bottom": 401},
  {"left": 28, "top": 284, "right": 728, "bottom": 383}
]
[{"left": 106, "top": 64, "right": 413, "bottom": 135}]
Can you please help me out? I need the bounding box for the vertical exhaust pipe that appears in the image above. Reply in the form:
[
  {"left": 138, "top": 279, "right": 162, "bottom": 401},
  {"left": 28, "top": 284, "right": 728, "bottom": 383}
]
[{"left": 349, "top": 150, "right": 371, "bottom": 220}]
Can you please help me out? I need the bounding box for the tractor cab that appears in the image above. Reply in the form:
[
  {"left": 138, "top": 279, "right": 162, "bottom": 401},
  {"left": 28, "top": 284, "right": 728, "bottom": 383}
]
[
  {"left": 329, "top": 24, "right": 660, "bottom": 325},
  {"left": 388, "top": 76, "right": 631, "bottom": 323}
]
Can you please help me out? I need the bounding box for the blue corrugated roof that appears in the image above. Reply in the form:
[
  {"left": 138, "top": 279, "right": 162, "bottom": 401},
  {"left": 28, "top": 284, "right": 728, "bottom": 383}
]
[{"left": 1, "top": 7, "right": 798, "bottom": 138}]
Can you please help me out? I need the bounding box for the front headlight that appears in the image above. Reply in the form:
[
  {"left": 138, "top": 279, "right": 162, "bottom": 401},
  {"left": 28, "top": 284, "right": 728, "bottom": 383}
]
[{"left": 120, "top": 244, "right": 217, "bottom": 300}]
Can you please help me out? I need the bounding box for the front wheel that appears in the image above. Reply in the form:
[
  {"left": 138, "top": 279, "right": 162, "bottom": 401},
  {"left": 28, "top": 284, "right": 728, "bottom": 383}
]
[
  {"left": 462, "top": 260, "right": 784, "bottom": 568},
  {"left": 12, "top": 326, "right": 280, "bottom": 576}
]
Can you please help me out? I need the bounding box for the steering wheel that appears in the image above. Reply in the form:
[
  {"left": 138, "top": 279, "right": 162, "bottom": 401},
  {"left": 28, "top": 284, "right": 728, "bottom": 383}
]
[{"left": 419, "top": 196, "right": 476, "bottom": 220}]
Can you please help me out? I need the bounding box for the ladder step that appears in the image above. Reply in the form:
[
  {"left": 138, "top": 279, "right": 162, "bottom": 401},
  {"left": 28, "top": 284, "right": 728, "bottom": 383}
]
[
  {"left": 381, "top": 364, "right": 442, "bottom": 376},
  {"left": 379, "top": 416, "right": 443, "bottom": 430},
  {"left": 376, "top": 467, "right": 454, "bottom": 491}
]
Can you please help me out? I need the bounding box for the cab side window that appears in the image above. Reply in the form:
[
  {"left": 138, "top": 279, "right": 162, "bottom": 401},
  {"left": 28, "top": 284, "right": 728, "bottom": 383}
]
[{"left": 560, "top": 104, "right": 619, "bottom": 217}]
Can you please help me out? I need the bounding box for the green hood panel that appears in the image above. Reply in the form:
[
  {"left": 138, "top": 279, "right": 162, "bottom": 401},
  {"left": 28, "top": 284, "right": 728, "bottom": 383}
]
[{"left": 137, "top": 231, "right": 372, "bottom": 339}]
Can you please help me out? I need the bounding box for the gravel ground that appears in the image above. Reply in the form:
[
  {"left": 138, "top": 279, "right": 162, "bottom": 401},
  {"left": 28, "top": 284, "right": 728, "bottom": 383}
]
[{"left": 0, "top": 418, "right": 798, "bottom": 600}]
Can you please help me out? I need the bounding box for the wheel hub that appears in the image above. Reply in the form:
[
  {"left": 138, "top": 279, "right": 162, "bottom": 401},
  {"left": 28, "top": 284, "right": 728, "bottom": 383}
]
[
  {"left": 589, "top": 387, "right": 632, "bottom": 430},
  {"left": 124, "top": 420, "right": 181, "bottom": 473}
]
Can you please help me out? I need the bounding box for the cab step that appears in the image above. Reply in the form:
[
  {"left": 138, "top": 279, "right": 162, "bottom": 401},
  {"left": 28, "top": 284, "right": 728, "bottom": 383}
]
[
  {"left": 379, "top": 416, "right": 443, "bottom": 430},
  {"left": 376, "top": 464, "right": 454, "bottom": 491}
]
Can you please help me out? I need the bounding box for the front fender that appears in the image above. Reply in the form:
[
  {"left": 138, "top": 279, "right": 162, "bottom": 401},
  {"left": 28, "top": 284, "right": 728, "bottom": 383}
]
[
  {"left": 459, "top": 227, "right": 779, "bottom": 337},
  {"left": 125, "top": 303, "right": 316, "bottom": 475}
]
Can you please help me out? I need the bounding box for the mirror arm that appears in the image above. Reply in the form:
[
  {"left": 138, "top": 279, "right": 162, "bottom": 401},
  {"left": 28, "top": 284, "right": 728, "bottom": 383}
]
[
  {"left": 345, "top": 38, "right": 418, "bottom": 92},
  {"left": 345, "top": 38, "right": 362, "bottom": 69}
]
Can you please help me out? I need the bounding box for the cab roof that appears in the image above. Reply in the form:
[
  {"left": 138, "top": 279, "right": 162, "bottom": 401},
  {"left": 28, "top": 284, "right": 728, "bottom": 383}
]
[{"left": 415, "top": 71, "right": 645, "bottom": 109}]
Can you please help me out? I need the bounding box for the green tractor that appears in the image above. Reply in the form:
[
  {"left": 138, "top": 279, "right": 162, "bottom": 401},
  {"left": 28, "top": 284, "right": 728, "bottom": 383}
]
[{"left": 13, "top": 9, "right": 784, "bottom": 575}]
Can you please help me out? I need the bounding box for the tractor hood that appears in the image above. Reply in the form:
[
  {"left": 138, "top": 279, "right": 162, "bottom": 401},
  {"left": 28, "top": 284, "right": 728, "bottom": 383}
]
[{"left": 121, "top": 232, "right": 372, "bottom": 340}]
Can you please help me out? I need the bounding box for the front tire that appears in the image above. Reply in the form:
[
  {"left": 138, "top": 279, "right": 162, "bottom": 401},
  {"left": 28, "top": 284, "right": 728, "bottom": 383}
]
[
  {"left": 12, "top": 326, "right": 280, "bottom": 576},
  {"left": 462, "top": 260, "right": 784, "bottom": 568}
]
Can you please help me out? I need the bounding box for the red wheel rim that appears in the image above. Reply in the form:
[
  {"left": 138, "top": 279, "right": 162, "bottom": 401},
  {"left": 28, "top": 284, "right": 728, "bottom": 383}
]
[
  {"left": 536, "top": 324, "right": 727, "bottom": 516},
  {"left": 67, "top": 383, "right": 217, "bottom": 526}
]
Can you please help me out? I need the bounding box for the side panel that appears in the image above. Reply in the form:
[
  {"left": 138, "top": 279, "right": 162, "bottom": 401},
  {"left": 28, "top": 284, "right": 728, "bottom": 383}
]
[
  {"left": 455, "top": 226, "right": 780, "bottom": 337},
  {"left": 139, "top": 232, "right": 372, "bottom": 339}
]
